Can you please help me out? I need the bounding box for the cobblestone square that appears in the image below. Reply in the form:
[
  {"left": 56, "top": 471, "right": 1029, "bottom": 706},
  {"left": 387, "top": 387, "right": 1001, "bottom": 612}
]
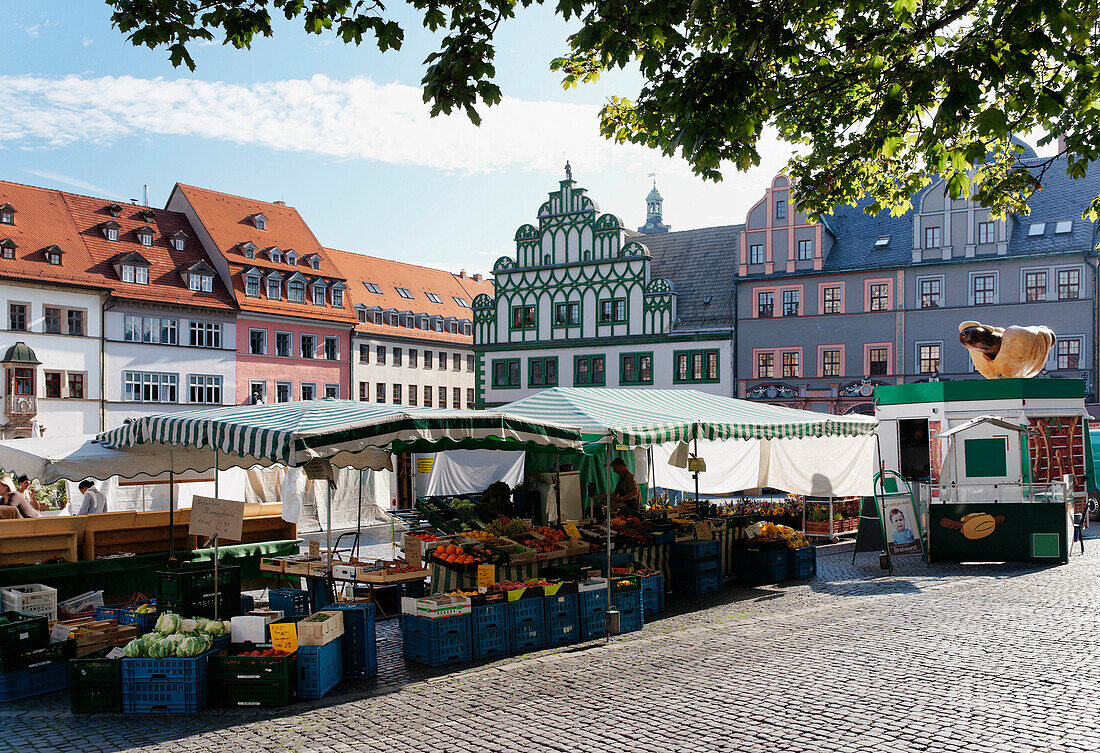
[{"left": 3, "top": 543, "right": 1097, "bottom": 753}]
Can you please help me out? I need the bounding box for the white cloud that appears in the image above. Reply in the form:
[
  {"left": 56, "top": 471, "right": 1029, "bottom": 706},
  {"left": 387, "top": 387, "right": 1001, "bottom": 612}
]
[
  {"left": 19, "top": 168, "right": 123, "bottom": 200},
  {"left": 82, "top": 37, "right": 93, "bottom": 47}
]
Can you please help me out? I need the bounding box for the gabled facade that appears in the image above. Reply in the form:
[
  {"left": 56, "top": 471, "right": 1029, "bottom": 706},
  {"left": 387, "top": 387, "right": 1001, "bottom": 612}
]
[
  {"left": 474, "top": 176, "right": 738, "bottom": 406},
  {"left": 736, "top": 149, "right": 1100, "bottom": 412},
  {"left": 167, "top": 184, "right": 357, "bottom": 403}
]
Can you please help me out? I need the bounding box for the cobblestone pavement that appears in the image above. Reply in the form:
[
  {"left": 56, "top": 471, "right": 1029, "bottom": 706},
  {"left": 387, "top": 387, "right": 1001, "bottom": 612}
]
[{"left": 3, "top": 543, "right": 1098, "bottom": 753}]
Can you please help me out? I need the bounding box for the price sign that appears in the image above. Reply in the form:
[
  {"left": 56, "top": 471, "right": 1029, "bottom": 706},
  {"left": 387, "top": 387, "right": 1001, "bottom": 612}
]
[
  {"left": 106, "top": 647, "right": 127, "bottom": 659},
  {"left": 694, "top": 521, "right": 713, "bottom": 541},
  {"left": 189, "top": 496, "right": 245, "bottom": 542},
  {"left": 303, "top": 457, "right": 335, "bottom": 486},
  {"left": 269, "top": 622, "right": 299, "bottom": 654},
  {"left": 476, "top": 564, "right": 496, "bottom": 588},
  {"left": 308, "top": 540, "right": 321, "bottom": 558},
  {"left": 50, "top": 623, "right": 75, "bottom": 642},
  {"left": 563, "top": 523, "right": 582, "bottom": 540},
  {"left": 404, "top": 535, "right": 423, "bottom": 569},
  {"left": 416, "top": 457, "right": 434, "bottom": 474}
]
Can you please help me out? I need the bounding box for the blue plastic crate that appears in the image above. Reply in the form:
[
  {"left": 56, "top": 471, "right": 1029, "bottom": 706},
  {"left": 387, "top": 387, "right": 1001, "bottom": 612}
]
[
  {"left": 670, "top": 556, "right": 720, "bottom": 577},
  {"left": 786, "top": 546, "right": 817, "bottom": 579},
  {"left": 506, "top": 599, "right": 546, "bottom": 653},
  {"left": 544, "top": 593, "right": 578, "bottom": 646},
  {"left": 297, "top": 640, "right": 343, "bottom": 699},
  {"left": 401, "top": 614, "right": 471, "bottom": 666},
  {"left": 472, "top": 603, "right": 508, "bottom": 630},
  {"left": 640, "top": 573, "right": 665, "bottom": 614},
  {"left": 324, "top": 602, "right": 377, "bottom": 679},
  {"left": 736, "top": 548, "right": 788, "bottom": 583},
  {"left": 269, "top": 589, "right": 311, "bottom": 618},
  {"left": 240, "top": 594, "right": 255, "bottom": 614},
  {"left": 473, "top": 623, "right": 511, "bottom": 659},
  {"left": 121, "top": 649, "right": 216, "bottom": 683},
  {"left": 579, "top": 552, "right": 633, "bottom": 571},
  {"left": 672, "top": 569, "right": 722, "bottom": 596},
  {"left": 671, "top": 540, "right": 720, "bottom": 560},
  {"left": 612, "top": 590, "right": 644, "bottom": 633},
  {"left": 123, "top": 678, "right": 208, "bottom": 713},
  {"left": 96, "top": 599, "right": 157, "bottom": 633},
  {"left": 0, "top": 661, "right": 69, "bottom": 702},
  {"left": 578, "top": 589, "right": 608, "bottom": 641}
]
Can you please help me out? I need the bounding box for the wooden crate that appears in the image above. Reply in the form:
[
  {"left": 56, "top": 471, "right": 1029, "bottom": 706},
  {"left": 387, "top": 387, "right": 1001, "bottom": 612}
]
[{"left": 296, "top": 611, "right": 344, "bottom": 646}]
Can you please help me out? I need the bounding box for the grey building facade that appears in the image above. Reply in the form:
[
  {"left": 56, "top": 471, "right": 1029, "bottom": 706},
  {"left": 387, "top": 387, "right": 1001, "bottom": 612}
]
[{"left": 736, "top": 148, "right": 1098, "bottom": 413}]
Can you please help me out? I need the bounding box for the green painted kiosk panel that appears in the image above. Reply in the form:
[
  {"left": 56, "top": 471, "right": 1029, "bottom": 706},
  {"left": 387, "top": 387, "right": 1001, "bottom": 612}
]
[
  {"left": 929, "top": 504, "right": 1069, "bottom": 563},
  {"left": 963, "top": 438, "right": 1008, "bottom": 478}
]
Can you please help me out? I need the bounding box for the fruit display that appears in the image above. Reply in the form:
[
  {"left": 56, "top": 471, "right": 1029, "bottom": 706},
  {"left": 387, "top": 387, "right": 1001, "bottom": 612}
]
[
  {"left": 384, "top": 564, "right": 425, "bottom": 575},
  {"left": 610, "top": 515, "right": 655, "bottom": 547},
  {"left": 462, "top": 530, "right": 494, "bottom": 540},
  {"left": 485, "top": 517, "right": 528, "bottom": 538},
  {"left": 133, "top": 604, "right": 156, "bottom": 615},
  {"left": 534, "top": 526, "right": 566, "bottom": 542},
  {"left": 236, "top": 649, "right": 291, "bottom": 657},
  {"left": 408, "top": 532, "right": 441, "bottom": 542},
  {"left": 433, "top": 544, "right": 488, "bottom": 566}
]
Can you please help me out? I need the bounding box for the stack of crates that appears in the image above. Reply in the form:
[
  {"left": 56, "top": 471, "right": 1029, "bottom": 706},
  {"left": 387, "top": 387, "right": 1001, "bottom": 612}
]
[
  {"left": 735, "top": 546, "right": 788, "bottom": 584},
  {"left": 609, "top": 576, "right": 644, "bottom": 633},
  {"left": 639, "top": 572, "right": 665, "bottom": 615},
  {"left": 670, "top": 540, "right": 722, "bottom": 596},
  {"left": 578, "top": 588, "right": 608, "bottom": 642},
  {"left": 544, "top": 592, "right": 579, "bottom": 647},
  {"left": 786, "top": 545, "right": 817, "bottom": 580},
  {"left": 506, "top": 598, "right": 547, "bottom": 653},
  {"left": 0, "top": 611, "right": 70, "bottom": 702},
  {"left": 297, "top": 640, "right": 343, "bottom": 699},
  {"left": 0, "top": 584, "right": 58, "bottom": 621},
  {"left": 121, "top": 648, "right": 216, "bottom": 713},
  {"left": 324, "top": 602, "right": 377, "bottom": 679},
  {"left": 95, "top": 598, "right": 158, "bottom": 633},
  {"left": 212, "top": 651, "right": 297, "bottom": 707},
  {"left": 70, "top": 648, "right": 122, "bottom": 713},
  {"left": 401, "top": 613, "right": 472, "bottom": 666},
  {"left": 472, "top": 602, "right": 510, "bottom": 660},
  {"left": 156, "top": 565, "right": 241, "bottom": 619},
  {"left": 269, "top": 589, "right": 311, "bottom": 618}
]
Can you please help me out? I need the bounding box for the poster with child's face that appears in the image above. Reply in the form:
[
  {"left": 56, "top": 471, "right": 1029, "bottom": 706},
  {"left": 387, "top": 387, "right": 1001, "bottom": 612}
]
[{"left": 884, "top": 499, "right": 921, "bottom": 556}]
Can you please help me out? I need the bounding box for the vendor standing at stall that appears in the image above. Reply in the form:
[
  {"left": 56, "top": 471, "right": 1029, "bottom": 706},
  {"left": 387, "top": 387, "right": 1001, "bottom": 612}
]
[{"left": 595, "top": 458, "right": 641, "bottom": 516}]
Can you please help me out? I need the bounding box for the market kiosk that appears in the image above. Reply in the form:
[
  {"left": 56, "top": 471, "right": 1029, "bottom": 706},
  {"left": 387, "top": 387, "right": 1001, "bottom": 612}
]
[{"left": 875, "top": 378, "right": 1083, "bottom": 564}]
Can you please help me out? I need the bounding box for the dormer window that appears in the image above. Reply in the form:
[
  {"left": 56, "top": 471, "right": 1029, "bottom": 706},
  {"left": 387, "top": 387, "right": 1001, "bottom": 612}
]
[
  {"left": 240, "top": 241, "right": 257, "bottom": 259},
  {"left": 104, "top": 203, "right": 122, "bottom": 218},
  {"left": 426, "top": 292, "right": 443, "bottom": 304},
  {"left": 364, "top": 282, "right": 381, "bottom": 294},
  {"left": 139, "top": 209, "right": 156, "bottom": 223},
  {"left": 43, "top": 245, "right": 63, "bottom": 266},
  {"left": 121, "top": 264, "right": 149, "bottom": 284},
  {"left": 251, "top": 213, "right": 268, "bottom": 231},
  {"left": 135, "top": 226, "right": 154, "bottom": 247},
  {"left": 267, "top": 247, "right": 282, "bottom": 264},
  {"left": 286, "top": 251, "right": 299, "bottom": 266},
  {"left": 189, "top": 273, "right": 213, "bottom": 292},
  {"left": 244, "top": 272, "right": 262, "bottom": 297},
  {"left": 0, "top": 204, "right": 16, "bottom": 225},
  {"left": 310, "top": 257, "right": 321, "bottom": 270},
  {"left": 0, "top": 239, "right": 16, "bottom": 260},
  {"left": 874, "top": 236, "right": 890, "bottom": 248},
  {"left": 1028, "top": 223, "right": 1046, "bottom": 237},
  {"left": 288, "top": 280, "right": 306, "bottom": 302},
  {"left": 331, "top": 287, "right": 344, "bottom": 308},
  {"left": 312, "top": 284, "right": 326, "bottom": 306},
  {"left": 266, "top": 278, "right": 281, "bottom": 300},
  {"left": 169, "top": 232, "right": 187, "bottom": 251},
  {"left": 101, "top": 221, "right": 120, "bottom": 241}
]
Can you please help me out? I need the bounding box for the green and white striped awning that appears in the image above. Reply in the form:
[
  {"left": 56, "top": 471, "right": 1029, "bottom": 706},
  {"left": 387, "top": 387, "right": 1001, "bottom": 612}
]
[
  {"left": 98, "top": 401, "right": 583, "bottom": 467},
  {"left": 501, "top": 387, "right": 877, "bottom": 447}
]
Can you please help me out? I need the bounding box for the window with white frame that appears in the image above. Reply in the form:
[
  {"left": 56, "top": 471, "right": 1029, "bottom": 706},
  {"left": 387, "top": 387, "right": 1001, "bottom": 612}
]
[
  {"left": 312, "top": 285, "right": 326, "bottom": 306},
  {"left": 749, "top": 244, "right": 764, "bottom": 264},
  {"left": 301, "top": 383, "right": 316, "bottom": 400},
  {"left": 276, "top": 331, "right": 292, "bottom": 357},
  {"left": 396, "top": 287, "right": 414, "bottom": 299},
  {"left": 301, "top": 334, "right": 316, "bottom": 359},
  {"left": 124, "top": 371, "right": 178, "bottom": 402},
  {"left": 1055, "top": 220, "right": 1073, "bottom": 234},
  {"left": 188, "top": 374, "right": 222, "bottom": 404},
  {"left": 797, "top": 239, "right": 813, "bottom": 260},
  {"left": 454, "top": 297, "right": 469, "bottom": 308},
  {"left": 249, "top": 329, "right": 267, "bottom": 355},
  {"left": 189, "top": 321, "right": 221, "bottom": 348},
  {"left": 121, "top": 264, "right": 149, "bottom": 284},
  {"left": 1058, "top": 269, "right": 1080, "bottom": 300},
  {"left": 266, "top": 279, "right": 281, "bottom": 300},
  {"left": 124, "top": 315, "right": 177, "bottom": 344},
  {"left": 426, "top": 292, "right": 443, "bottom": 304},
  {"left": 971, "top": 273, "right": 997, "bottom": 305},
  {"left": 276, "top": 382, "right": 292, "bottom": 403},
  {"left": 924, "top": 226, "right": 942, "bottom": 248},
  {"left": 44, "top": 307, "right": 61, "bottom": 334},
  {"left": 331, "top": 288, "right": 343, "bottom": 308},
  {"left": 245, "top": 275, "right": 261, "bottom": 297},
  {"left": 324, "top": 336, "right": 339, "bottom": 361},
  {"left": 189, "top": 274, "right": 213, "bottom": 292},
  {"left": 325, "top": 384, "right": 339, "bottom": 399},
  {"left": 364, "top": 282, "right": 382, "bottom": 294},
  {"left": 917, "top": 343, "right": 941, "bottom": 374},
  {"left": 288, "top": 281, "right": 306, "bottom": 303},
  {"left": 977, "top": 221, "right": 995, "bottom": 244},
  {"left": 918, "top": 277, "right": 942, "bottom": 309},
  {"left": 1024, "top": 270, "right": 1047, "bottom": 301}
]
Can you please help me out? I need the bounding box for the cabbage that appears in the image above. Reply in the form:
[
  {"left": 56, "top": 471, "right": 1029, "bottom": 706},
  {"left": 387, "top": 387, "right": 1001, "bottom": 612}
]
[
  {"left": 147, "top": 639, "right": 173, "bottom": 659},
  {"left": 176, "top": 636, "right": 207, "bottom": 657},
  {"left": 154, "top": 612, "right": 181, "bottom": 635},
  {"left": 123, "top": 638, "right": 146, "bottom": 658},
  {"left": 202, "top": 619, "right": 226, "bottom": 637},
  {"left": 194, "top": 618, "right": 211, "bottom": 633},
  {"left": 178, "top": 618, "right": 198, "bottom": 634}
]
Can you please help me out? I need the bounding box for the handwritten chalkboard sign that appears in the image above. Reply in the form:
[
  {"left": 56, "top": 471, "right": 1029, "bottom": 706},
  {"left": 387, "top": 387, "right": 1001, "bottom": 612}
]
[{"left": 189, "top": 496, "right": 245, "bottom": 541}]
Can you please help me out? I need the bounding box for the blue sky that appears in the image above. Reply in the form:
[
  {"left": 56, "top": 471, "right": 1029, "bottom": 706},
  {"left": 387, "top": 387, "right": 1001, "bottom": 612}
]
[{"left": 2, "top": 1, "right": 796, "bottom": 273}]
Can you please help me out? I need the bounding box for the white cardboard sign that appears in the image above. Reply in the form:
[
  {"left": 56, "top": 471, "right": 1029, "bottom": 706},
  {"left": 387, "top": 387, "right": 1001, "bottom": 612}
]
[{"left": 189, "top": 496, "right": 245, "bottom": 541}]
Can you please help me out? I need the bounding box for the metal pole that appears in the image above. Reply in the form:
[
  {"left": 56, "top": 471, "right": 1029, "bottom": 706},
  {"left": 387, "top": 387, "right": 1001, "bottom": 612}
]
[
  {"left": 168, "top": 470, "right": 175, "bottom": 561},
  {"left": 693, "top": 438, "right": 700, "bottom": 508},
  {"left": 213, "top": 449, "right": 219, "bottom": 621},
  {"left": 357, "top": 468, "right": 363, "bottom": 557},
  {"left": 605, "top": 439, "right": 614, "bottom": 635}
]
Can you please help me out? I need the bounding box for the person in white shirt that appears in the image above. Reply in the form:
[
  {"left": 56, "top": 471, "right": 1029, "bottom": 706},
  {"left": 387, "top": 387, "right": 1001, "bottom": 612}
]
[
  {"left": 76, "top": 479, "right": 107, "bottom": 515},
  {"left": 0, "top": 476, "right": 39, "bottom": 518}
]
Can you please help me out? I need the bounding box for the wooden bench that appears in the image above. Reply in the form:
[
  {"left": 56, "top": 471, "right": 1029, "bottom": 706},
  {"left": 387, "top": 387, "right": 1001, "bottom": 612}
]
[{"left": 0, "top": 518, "right": 79, "bottom": 566}]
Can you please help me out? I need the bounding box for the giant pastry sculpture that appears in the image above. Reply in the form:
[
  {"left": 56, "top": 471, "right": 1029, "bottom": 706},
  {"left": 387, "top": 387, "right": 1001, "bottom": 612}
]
[{"left": 958, "top": 321, "right": 1056, "bottom": 379}]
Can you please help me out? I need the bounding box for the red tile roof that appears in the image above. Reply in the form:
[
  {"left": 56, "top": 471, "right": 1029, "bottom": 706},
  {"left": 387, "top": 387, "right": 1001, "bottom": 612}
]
[
  {"left": 327, "top": 247, "right": 493, "bottom": 344},
  {"left": 0, "top": 180, "right": 234, "bottom": 309},
  {"left": 175, "top": 184, "right": 356, "bottom": 324}
]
